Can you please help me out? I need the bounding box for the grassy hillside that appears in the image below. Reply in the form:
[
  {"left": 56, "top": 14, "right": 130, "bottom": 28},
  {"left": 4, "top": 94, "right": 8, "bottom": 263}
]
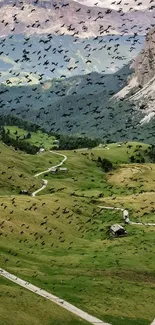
[
  {"left": 0, "top": 140, "right": 155, "bottom": 325},
  {"left": 0, "top": 277, "right": 88, "bottom": 325},
  {"left": 77, "top": 142, "right": 150, "bottom": 163},
  {"left": 36, "top": 142, "right": 151, "bottom": 198},
  {"left": 4, "top": 126, "right": 56, "bottom": 150},
  {"left": 0, "top": 142, "right": 61, "bottom": 195}
]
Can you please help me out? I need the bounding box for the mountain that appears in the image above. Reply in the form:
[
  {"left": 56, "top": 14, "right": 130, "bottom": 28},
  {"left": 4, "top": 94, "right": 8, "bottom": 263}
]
[
  {"left": 0, "top": 0, "right": 153, "bottom": 83},
  {"left": 131, "top": 27, "right": 155, "bottom": 86},
  {"left": 0, "top": 64, "right": 132, "bottom": 110},
  {"left": 1, "top": 62, "right": 155, "bottom": 144},
  {"left": 0, "top": 33, "right": 144, "bottom": 82},
  {"left": 0, "top": 0, "right": 154, "bottom": 38},
  {"left": 115, "top": 27, "right": 155, "bottom": 125},
  {"left": 0, "top": 4, "right": 155, "bottom": 143},
  {"left": 72, "top": 0, "right": 154, "bottom": 12},
  {"left": 0, "top": 64, "right": 132, "bottom": 132}
]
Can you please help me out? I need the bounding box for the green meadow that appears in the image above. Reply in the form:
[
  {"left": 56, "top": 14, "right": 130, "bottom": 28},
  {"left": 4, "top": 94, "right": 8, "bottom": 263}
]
[{"left": 0, "top": 140, "right": 155, "bottom": 325}]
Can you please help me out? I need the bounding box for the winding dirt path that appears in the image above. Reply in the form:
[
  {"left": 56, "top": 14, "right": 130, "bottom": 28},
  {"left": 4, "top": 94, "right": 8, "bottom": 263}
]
[{"left": 32, "top": 151, "right": 67, "bottom": 196}]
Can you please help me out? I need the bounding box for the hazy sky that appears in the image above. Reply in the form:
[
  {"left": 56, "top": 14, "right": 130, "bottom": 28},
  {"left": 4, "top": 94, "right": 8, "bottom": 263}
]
[{"left": 73, "top": 0, "right": 152, "bottom": 11}]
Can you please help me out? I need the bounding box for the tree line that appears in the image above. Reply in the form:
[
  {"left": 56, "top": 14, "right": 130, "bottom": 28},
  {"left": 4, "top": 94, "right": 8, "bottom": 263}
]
[
  {"left": 0, "top": 115, "right": 101, "bottom": 150},
  {"left": 0, "top": 127, "right": 39, "bottom": 154},
  {"left": 148, "top": 145, "right": 155, "bottom": 162},
  {"left": 0, "top": 114, "right": 45, "bottom": 133},
  {"left": 54, "top": 134, "right": 101, "bottom": 150}
]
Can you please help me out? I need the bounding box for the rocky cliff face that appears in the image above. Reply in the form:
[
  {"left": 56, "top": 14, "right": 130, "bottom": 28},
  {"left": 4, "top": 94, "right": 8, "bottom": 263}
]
[
  {"left": 131, "top": 27, "right": 155, "bottom": 86},
  {"left": 114, "top": 27, "right": 155, "bottom": 125}
]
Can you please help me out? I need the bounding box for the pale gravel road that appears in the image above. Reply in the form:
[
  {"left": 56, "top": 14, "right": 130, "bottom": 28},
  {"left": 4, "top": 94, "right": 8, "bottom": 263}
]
[
  {"left": 32, "top": 151, "right": 67, "bottom": 196},
  {"left": 98, "top": 206, "right": 155, "bottom": 226},
  {"left": 0, "top": 268, "right": 111, "bottom": 325}
]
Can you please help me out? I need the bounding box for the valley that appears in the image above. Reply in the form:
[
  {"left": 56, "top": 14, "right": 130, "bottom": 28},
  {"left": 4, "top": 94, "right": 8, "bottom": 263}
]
[{"left": 0, "top": 27, "right": 154, "bottom": 143}]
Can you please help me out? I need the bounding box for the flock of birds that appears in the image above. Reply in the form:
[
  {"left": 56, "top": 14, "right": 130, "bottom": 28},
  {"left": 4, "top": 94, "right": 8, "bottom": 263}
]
[
  {"left": 0, "top": 176, "right": 154, "bottom": 310},
  {"left": 0, "top": 1, "right": 155, "bottom": 321},
  {"left": 0, "top": 0, "right": 154, "bottom": 140},
  {"left": 1, "top": 177, "right": 154, "bottom": 261}
]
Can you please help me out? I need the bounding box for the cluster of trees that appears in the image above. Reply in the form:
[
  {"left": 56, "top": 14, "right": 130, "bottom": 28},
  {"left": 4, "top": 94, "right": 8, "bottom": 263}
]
[
  {"left": 148, "top": 145, "right": 155, "bottom": 162},
  {"left": 97, "top": 156, "right": 113, "bottom": 172},
  {"left": 0, "top": 128, "right": 39, "bottom": 154},
  {"left": 129, "top": 155, "right": 145, "bottom": 163},
  {"left": 56, "top": 134, "right": 100, "bottom": 150},
  {"left": 6, "top": 128, "right": 32, "bottom": 141},
  {"left": 0, "top": 114, "right": 45, "bottom": 133},
  {"left": 0, "top": 115, "right": 102, "bottom": 151}
]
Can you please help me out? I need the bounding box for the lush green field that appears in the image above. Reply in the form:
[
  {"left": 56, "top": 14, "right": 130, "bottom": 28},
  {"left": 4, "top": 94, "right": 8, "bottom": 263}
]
[
  {"left": 0, "top": 140, "right": 155, "bottom": 325},
  {"left": 4, "top": 126, "right": 56, "bottom": 150},
  {"left": 0, "top": 277, "right": 88, "bottom": 325},
  {"left": 77, "top": 142, "right": 150, "bottom": 164}
]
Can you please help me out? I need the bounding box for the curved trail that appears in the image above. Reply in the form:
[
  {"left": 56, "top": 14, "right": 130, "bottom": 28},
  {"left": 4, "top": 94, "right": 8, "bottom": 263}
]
[
  {"left": 32, "top": 151, "right": 67, "bottom": 197},
  {"left": 98, "top": 206, "right": 155, "bottom": 226},
  {"left": 0, "top": 268, "right": 110, "bottom": 325}
]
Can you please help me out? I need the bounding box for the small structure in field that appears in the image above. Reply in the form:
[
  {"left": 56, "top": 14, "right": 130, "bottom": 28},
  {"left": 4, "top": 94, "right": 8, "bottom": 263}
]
[
  {"left": 20, "top": 190, "right": 29, "bottom": 195},
  {"left": 110, "top": 224, "right": 127, "bottom": 237},
  {"left": 37, "top": 148, "right": 45, "bottom": 154},
  {"left": 53, "top": 140, "right": 59, "bottom": 145},
  {"left": 59, "top": 167, "right": 68, "bottom": 172},
  {"left": 123, "top": 209, "right": 130, "bottom": 224},
  {"left": 51, "top": 167, "right": 57, "bottom": 174}
]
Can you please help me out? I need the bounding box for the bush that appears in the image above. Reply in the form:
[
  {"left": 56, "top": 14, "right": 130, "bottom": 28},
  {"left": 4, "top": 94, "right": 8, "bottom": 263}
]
[
  {"left": 97, "top": 156, "right": 113, "bottom": 172},
  {"left": 148, "top": 145, "right": 155, "bottom": 162},
  {"left": 129, "top": 155, "right": 135, "bottom": 163}
]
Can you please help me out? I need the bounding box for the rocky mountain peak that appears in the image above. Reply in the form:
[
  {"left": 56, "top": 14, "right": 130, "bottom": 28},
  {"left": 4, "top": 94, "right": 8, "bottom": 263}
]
[
  {"left": 131, "top": 27, "right": 155, "bottom": 86},
  {"left": 115, "top": 27, "right": 155, "bottom": 98}
]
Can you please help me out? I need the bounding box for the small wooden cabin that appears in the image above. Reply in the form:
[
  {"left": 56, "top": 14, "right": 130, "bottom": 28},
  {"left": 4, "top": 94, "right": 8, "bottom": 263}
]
[
  {"left": 59, "top": 167, "right": 68, "bottom": 172},
  {"left": 110, "top": 224, "right": 127, "bottom": 237}
]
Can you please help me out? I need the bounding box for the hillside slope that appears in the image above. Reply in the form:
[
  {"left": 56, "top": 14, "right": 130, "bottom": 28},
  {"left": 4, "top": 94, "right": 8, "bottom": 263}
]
[
  {"left": 0, "top": 58, "right": 155, "bottom": 143},
  {"left": 0, "top": 141, "right": 62, "bottom": 195},
  {"left": 0, "top": 140, "right": 155, "bottom": 325}
]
